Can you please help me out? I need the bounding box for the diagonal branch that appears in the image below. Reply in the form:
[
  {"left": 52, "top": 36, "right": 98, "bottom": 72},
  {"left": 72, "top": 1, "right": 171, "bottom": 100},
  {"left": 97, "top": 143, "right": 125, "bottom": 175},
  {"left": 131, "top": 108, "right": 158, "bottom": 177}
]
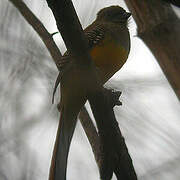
[
  {"left": 8, "top": 0, "right": 100, "bottom": 171},
  {"left": 79, "top": 106, "right": 101, "bottom": 166},
  {"left": 9, "top": 0, "right": 62, "bottom": 70},
  {"left": 46, "top": 0, "right": 92, "bottom": 66}
]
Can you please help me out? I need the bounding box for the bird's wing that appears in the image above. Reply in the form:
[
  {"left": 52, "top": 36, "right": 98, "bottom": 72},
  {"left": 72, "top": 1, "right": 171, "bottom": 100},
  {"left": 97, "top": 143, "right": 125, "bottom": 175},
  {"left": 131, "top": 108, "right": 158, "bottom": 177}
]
[
  {"left": 84, "top": 23, "right": 106, "bottom": 48},
  {"left": 52, "top": 23, "right": 106, "bottom": 104},
  {"left": 62, "top": 23, "right": 105, "bottom": 59}
]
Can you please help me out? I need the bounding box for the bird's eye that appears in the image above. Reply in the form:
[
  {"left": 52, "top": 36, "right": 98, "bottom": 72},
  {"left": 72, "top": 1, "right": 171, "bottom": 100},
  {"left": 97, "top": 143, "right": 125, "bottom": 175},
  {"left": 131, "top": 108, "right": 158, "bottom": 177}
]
[
  {"left": 113, "top": 12, "right": 122, "bottom": 17},
  {"left": 111, "top": 10, "right": 126, "bottom": 19}
]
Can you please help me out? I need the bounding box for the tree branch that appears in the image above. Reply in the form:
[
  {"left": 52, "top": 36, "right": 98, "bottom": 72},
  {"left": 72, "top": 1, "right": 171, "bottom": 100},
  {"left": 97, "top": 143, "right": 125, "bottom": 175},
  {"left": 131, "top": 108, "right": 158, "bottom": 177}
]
[
  {"left": 46, "top": 0, "right": 92, "bottom": 66},
  {"left": 125, "top": 0, "right": 180, "bottom": 100},
  {"left": 9, "top": 0, "right": 62, "bottom": 69},
  {"left": 9, "top": 0, "right": 137, "bottom": 179},
  {"left": 79, "top": 106, "right": 101, "bottom": 167},
  {"left": 8, "top": 0, "right": 100, "bottom": 173},
  {"left": 88, "top": 89, "right": 137, "bottom": 180}
]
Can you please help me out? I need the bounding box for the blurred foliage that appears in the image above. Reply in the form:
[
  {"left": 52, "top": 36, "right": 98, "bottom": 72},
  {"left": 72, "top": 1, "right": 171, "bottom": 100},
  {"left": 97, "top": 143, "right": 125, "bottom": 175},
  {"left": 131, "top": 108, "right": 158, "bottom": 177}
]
[{"left": 0, "top": 0, "right": 180, "bottom": 180}]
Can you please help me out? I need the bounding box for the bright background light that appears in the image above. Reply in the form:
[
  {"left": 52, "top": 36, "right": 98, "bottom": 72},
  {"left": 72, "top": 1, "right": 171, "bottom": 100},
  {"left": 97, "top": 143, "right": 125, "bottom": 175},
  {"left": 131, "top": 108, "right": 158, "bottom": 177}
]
[{"left": 0, "top": 1, "right": 180, "bottom": 180}]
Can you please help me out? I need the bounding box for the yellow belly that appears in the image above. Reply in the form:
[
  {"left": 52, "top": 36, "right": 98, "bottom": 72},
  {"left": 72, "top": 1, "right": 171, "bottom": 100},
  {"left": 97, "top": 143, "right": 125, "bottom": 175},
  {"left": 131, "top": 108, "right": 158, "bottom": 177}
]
[{"left": 90, "top": 36, "right": 128, "bottom": 83}]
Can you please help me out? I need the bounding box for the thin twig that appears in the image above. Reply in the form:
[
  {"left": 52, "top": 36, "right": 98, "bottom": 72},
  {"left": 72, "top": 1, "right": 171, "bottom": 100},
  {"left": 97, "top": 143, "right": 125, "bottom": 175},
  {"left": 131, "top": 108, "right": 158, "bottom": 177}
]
[
  {"left": 9, "top": 0, "right": 62, "bottom": 69},
  {"left": 79, "top": 106, "right": 101, "bottom": 167}
]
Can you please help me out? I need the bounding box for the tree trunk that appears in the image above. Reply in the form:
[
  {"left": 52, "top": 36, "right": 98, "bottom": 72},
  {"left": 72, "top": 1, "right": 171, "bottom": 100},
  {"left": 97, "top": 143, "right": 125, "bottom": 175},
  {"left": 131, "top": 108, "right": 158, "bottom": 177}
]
[{"left": 125, "top": 0, "right": 180, "bottom": 100}]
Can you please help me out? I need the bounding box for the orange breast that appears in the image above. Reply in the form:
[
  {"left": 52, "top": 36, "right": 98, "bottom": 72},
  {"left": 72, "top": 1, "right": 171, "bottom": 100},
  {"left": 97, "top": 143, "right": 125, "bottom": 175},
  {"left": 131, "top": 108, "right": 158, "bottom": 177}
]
[{"left": 90, "top": 36, "right": 129, "bottom": 83}]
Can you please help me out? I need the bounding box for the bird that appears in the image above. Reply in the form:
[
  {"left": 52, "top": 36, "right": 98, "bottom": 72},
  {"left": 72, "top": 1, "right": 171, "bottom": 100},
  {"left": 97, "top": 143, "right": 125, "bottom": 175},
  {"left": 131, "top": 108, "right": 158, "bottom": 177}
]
[{"left": 50, "top": 6, "right": 131, "bottom": 180}]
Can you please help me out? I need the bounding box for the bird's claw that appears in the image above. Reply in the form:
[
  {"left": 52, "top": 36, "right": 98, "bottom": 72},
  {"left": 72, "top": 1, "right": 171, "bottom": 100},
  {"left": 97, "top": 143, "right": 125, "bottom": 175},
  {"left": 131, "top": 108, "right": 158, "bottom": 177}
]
[{"left": 102, "top": 88, "right": 122, "bottom": 107}]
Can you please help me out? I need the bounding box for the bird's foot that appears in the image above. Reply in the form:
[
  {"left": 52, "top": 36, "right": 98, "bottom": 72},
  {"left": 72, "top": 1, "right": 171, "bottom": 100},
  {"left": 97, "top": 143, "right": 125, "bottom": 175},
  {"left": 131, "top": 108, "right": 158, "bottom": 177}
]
[{"left": 102, "top": 88, "right": 122, "bottom": 107}]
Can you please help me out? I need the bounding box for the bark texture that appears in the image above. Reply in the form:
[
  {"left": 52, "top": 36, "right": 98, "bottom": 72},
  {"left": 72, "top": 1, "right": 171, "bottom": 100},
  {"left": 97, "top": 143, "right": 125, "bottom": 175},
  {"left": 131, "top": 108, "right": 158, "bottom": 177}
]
[{"left": 126, "top": 0, "right": 180, "bottom": 100}]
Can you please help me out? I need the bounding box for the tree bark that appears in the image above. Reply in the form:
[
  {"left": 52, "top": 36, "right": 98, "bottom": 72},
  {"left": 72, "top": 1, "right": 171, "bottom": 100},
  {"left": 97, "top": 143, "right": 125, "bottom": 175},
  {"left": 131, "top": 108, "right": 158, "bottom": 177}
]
[
  {"left": 125, "top": 0, "right": 180, "bottom": 100},
  {"left": 88, "top": 89, "right": 137, "bottom": 180}
]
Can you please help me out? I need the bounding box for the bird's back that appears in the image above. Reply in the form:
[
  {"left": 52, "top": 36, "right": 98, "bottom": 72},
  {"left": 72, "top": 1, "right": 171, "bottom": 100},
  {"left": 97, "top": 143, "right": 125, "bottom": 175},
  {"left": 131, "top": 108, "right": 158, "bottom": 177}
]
[{"left": 84, "top": 22, "right": 130, "bottom": 83}]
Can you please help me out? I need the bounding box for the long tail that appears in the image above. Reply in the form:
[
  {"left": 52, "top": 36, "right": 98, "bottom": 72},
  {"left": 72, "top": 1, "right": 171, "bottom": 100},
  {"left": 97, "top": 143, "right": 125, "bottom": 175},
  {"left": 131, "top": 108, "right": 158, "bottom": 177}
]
[
  {"left": 49, "top": 79, "right": 87, "bottom": 180},
  {"left": 49, "top": 106, "right": 78, "bottom": 180},
  {"left": 50, "top": 63, "right": 88, "bottom": 180}
]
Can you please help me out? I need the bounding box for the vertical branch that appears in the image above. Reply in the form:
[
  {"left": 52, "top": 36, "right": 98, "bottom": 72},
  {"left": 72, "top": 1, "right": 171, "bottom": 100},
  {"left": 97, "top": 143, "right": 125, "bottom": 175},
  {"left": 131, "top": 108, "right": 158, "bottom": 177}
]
[{"left": 125, "top": 0, "right": 180, "bottom": 100}]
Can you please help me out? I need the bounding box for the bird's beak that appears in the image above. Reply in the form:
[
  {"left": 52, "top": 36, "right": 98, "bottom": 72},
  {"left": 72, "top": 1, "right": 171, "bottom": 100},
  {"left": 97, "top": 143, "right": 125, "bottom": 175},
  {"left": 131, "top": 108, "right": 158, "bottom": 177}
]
[{"left": 125, "top": 12, "right": 131, "bottom": 19}]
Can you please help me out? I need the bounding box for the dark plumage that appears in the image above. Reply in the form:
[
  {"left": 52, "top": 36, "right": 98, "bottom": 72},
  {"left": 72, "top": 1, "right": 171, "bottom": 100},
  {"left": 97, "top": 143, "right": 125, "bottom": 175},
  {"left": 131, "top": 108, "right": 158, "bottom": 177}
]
[
  {"left": 97, "top": 6, "right": 131, "bottom": 24},
  {"left": 51, "top": 6, "right": 131, "bottom": 180}
]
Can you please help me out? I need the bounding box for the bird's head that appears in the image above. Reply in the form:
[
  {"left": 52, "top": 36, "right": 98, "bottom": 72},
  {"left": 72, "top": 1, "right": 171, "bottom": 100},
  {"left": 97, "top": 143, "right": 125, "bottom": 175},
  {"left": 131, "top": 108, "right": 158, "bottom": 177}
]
[{"left": 97, "top": 6, "right": 131, "bottom": 26}]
